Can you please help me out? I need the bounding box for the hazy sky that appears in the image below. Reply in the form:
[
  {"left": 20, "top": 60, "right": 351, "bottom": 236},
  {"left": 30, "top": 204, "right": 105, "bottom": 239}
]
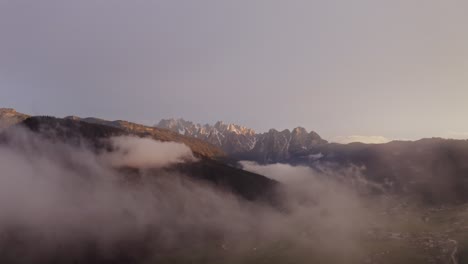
[{"left": 1, "top": 0, "right": 467, "bottom": 140}]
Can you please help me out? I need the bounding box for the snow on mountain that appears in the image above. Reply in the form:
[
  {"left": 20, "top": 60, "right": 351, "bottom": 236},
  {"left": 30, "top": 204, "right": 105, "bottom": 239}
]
[
  {"left": 156, "top": 119, "right": 257, "bottom": 154},
  {"left": 156, "top": 118, "right": 327, "bottom": 162}
]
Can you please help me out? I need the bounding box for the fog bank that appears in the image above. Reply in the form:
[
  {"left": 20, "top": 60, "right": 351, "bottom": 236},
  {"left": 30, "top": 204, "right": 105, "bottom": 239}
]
[{"left": 0, "top": 127, "right": 399, "bottom": 263}]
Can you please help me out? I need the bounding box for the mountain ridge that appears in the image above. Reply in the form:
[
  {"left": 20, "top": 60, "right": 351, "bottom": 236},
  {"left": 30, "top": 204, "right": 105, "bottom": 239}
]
[
  {"left": 0, "top": 109, "right": 225, "bottom": 159},
  {"left": 61, "top": 116, "right": 226, "bottom": 158},
  {"left": 156, "top": 118, "right": 328, "bottom": 162}
]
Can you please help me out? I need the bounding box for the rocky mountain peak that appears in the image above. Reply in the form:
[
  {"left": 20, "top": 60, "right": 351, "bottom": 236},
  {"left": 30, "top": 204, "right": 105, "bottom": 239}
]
[
  {"left": 292, "top": 127, "right": 307, "bottom": 134},
  {"left": 156, "top": 118, "right": 258, "bottom": 153},
  {"left": 156, "top": 118, "right": 327, "bottom": 162},
  {"left": 0, "top": 108, "right": 30, "bottom": 129},
  {"left": 214, "top": 121, "right": 225, "bottom": 128},
  {"left": 268, "top": 128, "right": 279, "bottom": 133}
]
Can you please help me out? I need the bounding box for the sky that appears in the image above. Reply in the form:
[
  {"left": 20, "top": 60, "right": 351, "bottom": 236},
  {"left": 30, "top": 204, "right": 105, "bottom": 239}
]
[{"left": 1, "top": 0, "right": 468, "bottom": 141}]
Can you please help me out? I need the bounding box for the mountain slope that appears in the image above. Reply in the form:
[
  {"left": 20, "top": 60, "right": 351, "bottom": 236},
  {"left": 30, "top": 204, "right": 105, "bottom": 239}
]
[
  {"left": 63, "top": 116, "right": 225, "bottom": 158},
  {"left": 0, "top": 115, "right": 282, "bottom": 264},
  {"left": 0, "top": 109, "right": 228, "bottom": 158},
  {"left": 0, "top": 108, "right": 29, "bottom": 129},
  {"left": 2, "top": 116, "right": 278, "bottom": 203},
  {"left": 156, "top": 118, "right": 468, "bottom": 204},
  {"left": 314, "top": 139, "right": 468, "bottom": 204}
]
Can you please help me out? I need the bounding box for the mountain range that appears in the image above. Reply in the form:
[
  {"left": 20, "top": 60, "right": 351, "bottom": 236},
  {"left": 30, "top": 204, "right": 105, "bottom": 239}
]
[
  {"left": 156, "top": 118, "right": 328, "bottom": 163},
  {"left": 156, "top": 117, "right": 468, "bottom": 204},
  {"left": 2, "top": 108, "right": 468, "bottom": 263},
  {"left": 0, "top": 110, "right": 277, "bottom": 203},
  {"left": 3, "top": 108, "right": 468, "bottom": 204}
]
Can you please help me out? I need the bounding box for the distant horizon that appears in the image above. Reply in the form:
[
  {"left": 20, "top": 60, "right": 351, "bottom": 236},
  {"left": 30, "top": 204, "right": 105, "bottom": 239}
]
[{"left": 4, "top": 106, "right": 468, "bottom": 144}]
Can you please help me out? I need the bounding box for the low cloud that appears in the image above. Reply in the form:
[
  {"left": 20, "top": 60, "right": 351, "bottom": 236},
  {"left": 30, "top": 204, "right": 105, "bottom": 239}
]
[
  {"left": 0, "top": 126, "right": 417, "bottom": 263},
  {"left": 239, "top": 161, "right": 390, "bottom": 253},
  {"left": 101, "top": 136, "right": 195, "bottom": 168}
]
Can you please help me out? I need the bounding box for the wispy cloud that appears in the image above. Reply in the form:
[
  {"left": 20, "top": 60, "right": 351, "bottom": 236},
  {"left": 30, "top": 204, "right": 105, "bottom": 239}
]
[{"left": 101, "top": 136, "right": 195, "bottom": 168}]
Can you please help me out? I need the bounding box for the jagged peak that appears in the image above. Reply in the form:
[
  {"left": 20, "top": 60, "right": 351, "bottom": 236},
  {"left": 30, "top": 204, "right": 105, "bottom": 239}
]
[
  {"left": 265, "top": 128, "right": 291, "bottom": 134},
  {"left": 157, "top": 118, "right": 256, "bottom": 136},
  {"left": 155, "top": 118, "right": 326, "bottom": 155},
  {"left": 214, "top": 120, "right": 225, "bottom": 127},
  {"left": 292, "top": 127, "right": 308, "bottom": 134}
]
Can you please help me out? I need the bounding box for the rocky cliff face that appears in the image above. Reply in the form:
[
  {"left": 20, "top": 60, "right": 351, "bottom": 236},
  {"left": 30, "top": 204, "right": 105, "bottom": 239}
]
[
  {"left": 0, "top": 108, "right": 29, "bottom": 129},
  {"left": 157, "top": 119, "right": 257, "bottom": 154},
  {"left": 250, "top": 127, "right": 326, "bottom": 163},
  {"left": 156, "top": 118, "right": 328, "bottom": 163}
]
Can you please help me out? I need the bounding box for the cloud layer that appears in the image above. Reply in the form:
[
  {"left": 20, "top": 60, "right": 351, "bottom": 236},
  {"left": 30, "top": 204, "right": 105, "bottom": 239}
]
[{"left": 0, "top": 127, "right": 416, "bottom": 263}]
